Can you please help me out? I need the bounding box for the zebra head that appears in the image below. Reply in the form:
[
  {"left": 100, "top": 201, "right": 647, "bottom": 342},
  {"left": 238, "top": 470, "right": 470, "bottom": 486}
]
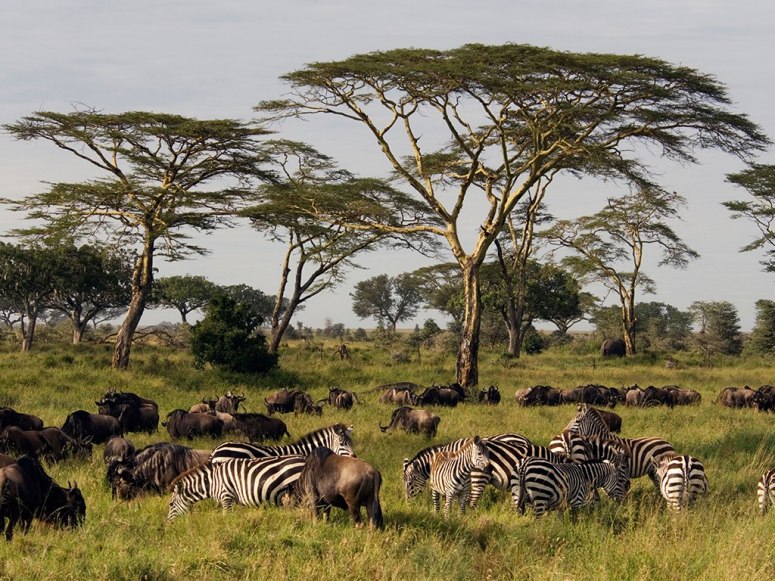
[
  {"left": 167, "top": 482, "right": 192, "bottom": 522},
  {"left": 603, "top": 453, "right": 631, "bottom": 501},
  {"left": 331, "top": 424, "right": 356, "bottom": 457},
  {"left": 470, "top": 436, "right": 490, "bottom": 470},
  {"left": 402, "top": 457, "right": 426, "bottom": 499}
]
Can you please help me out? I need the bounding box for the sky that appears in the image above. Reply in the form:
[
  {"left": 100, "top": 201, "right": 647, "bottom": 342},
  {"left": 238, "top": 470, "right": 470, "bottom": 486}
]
[{"left": 1, "top": 0, "right": 773, "bottom": 331}]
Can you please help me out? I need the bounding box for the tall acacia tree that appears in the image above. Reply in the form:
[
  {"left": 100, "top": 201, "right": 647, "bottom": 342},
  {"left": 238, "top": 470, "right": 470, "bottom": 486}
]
[
  {"left": 259, "top": 43, "right": 767, "bottom": 386},
  {"left": 724, "top": 163, "right": 775, "bottom": 271},
  {"left": 4, "top": 110, "right": 273, "bottom": 369},
  {"left": 242, "top": 140, "right": 437, "bottom": 353},
  {"left": 543, "top": 189, "right": 698, "bottom": 355},
  {"left": 351, "top": 273, "right": 423, "bottom": 332}
]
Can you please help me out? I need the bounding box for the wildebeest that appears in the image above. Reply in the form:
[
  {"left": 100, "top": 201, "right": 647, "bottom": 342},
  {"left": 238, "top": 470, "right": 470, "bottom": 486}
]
[
  {"left": 37, "top": 427, "right": 92, "bottom": 462},
  {"left": 717, "top": 386, "right": 758, "bottom": 409},
  {"left": 163, "top": 410, "right": 224, "bottom": 440},
  {"left": 103, "top": 436, "right": 135, "bottom": 465},
  {"left": 96, "top": 390, "right": 159, "bottom": 434},
  {"left": 189, "top": 397, "right": 218, "bottom": 414},
  {"left": 515, "top": 385, "right": 561, "bottom": 407},
  {"left": 0, "top": 456, "right": 85, "bottom": 540},
  {"left": 379, "top": 386, "right": 416, "bottom": 406},
  {"left": 108, "top": 442, "right": 211, "bottom": 500},
  {"left": 215, "top": 391, "right": 245, "bottom": 414},
  {"left": 231, "top": 413, "right": 289, "bottom": 442},
  {"left": 753, "top": 385, "right": 775, "bottom": 412},
  {"left": 0, "top": 427, "right": 52, "bottom": 459},
  {"left": 478, "top": 385, "right": 501, "bottom": 405},
  {"left": 664, "top": 386, "right": 702, "bottom": 407},
  {"left": 62, "top": 410, "right": 123, "bottom": 444},
  {"left": 294, "top": 446, "right": 383, "bottom": 529},
  {"left": 324, "top": 387, "right": 358, "bottom": 410},
  {"left": 0, "top": 454, "right": 15, "bottom": 468},
  {"left": 601, "top": 338, "right": 626, "bottom": 357},
  {"left": 0, "top": 408, "right": 44, "bottom": 431},
  {"left": 379, "top": 407, "right": 440, "bottom": 438},
  {"left": 264, "top": 389, "right": 322, "bottom": 416},
  {"left": 415, "top": 385, "right": 460, "bottom": 407}
]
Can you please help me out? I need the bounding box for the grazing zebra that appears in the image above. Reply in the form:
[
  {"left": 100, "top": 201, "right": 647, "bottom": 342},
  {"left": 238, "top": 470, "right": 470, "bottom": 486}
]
[
  {"left": 510, "top": 455, "right": 630, "bottom": 517},
  {"left": 468, "top": 441, "right": 570, "bottom": 508},
  {"left": 565, "top": 407, "right": 674, "bottom": 487},
  {"left": 757, "top": 469, "right": 775, "bottom": 514},
  {"left": 167, "top": 456, "right": 306, "bottom": 520},
  {"left": 548, "top": 430, "right": 593, "bottom": 462},
  {"left": 210, "top": 424, "right": 354, "bottom": 463},
  {"left": 402, "top": 433, "right": 531, "bottom": 499},
  {"left": 429, "top": 436, "right": 489, "bottom": 516},
  {"left": 651, "top": 453, "right": 709, "bottom": 511}
]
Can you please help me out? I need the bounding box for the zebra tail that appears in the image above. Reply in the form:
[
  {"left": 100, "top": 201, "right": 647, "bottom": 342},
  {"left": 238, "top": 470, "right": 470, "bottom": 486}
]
[{"left": 515, "top": 462, "right": 527, "bottom": 515}]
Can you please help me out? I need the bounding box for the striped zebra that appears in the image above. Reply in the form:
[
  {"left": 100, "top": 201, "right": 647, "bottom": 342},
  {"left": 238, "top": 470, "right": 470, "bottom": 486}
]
[
  {"left": 757, "top": 469, "right": 775, "bottom": 514},
  {"left": 210, "top": 424, "right": 354, "bottom": 463},
  {"left": 651, "top": 453, "right": 709, "bottom": 511},
  {"left": 429, "top": 436, "right": 489, "bottom": 516},
  {"left": 402, "top": 433, "right": 530, "bottom": 499},
  {"left": 565, "top": 407, "right": 674, "bottom": 487},
  {"left": 548, "top": 430, "right": 593, "bottom": 462},
  {"left": 167, "top": 456, "right": 306, "bottom": 520},
  {"left": 468, "top": 441, "right": 571, "bottom": 508},
  {"left": 510, "top": 454, "right": 630, "bottom": 517}
]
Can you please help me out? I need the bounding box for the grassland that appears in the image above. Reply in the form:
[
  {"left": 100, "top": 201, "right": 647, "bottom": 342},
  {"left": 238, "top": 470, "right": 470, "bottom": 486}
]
[{"left": 1, "top": 339, "right": 774, "bottom": 581}]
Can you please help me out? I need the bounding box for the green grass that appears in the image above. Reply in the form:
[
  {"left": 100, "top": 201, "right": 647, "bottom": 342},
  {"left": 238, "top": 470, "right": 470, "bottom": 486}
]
[{"left": 1, "top": 340, "right": 775, "bottom": 580}]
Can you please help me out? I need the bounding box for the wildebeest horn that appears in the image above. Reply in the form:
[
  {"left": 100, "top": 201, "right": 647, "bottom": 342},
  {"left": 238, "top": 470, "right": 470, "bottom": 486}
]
[{"left": 379, "top": 423, "right": 387, "bottom": 433}]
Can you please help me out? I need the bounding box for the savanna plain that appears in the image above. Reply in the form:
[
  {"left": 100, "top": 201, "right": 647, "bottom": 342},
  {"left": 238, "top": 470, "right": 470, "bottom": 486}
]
[{"left": 1, "top": 338, "right": 774, "bottom": 581}]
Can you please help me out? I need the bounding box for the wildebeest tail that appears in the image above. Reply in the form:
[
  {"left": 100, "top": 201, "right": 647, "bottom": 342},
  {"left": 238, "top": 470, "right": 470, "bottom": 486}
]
[{"left": 368, "top": 470, "right": 384, "bottom": 530}]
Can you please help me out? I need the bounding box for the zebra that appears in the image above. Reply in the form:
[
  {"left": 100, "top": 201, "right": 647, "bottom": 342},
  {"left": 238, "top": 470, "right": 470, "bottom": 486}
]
[
  {"left": 167, "top": 456, "right": 306, "bottom": 520},
  {"left": 402, "top": 433, "right": 531, "bottom": 499},
  {"left": 429, "top": 436, "right": 489, "bottom": 516},
  {"left": 210, "top": 424, "right": 354, "bottom": 463},
  {"left": 757, "top": 469, "right": 775, "bottom": 514},
  {"left": 565, "top": 406, "right": 675, "bottom": 487},
  {"left": 651, "top": 453, "right": 709, "bottom": 511},
  {"left": 468, "top": 441, "right": 571, "bottom": 508},
  {"left": 510, "top": 454, "right": 630, "bottom": 517},
  {"left": 548, "top": 430, "right": 593, "bottom": 462}
]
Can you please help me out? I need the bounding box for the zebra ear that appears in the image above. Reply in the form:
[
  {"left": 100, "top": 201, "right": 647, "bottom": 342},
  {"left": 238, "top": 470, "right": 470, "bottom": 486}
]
[
  {"left": 402, "top": 458, "right": 410, "bottom": 470},
  {"left": 473, "top": 435, "right": 481, "bottom": 444}
]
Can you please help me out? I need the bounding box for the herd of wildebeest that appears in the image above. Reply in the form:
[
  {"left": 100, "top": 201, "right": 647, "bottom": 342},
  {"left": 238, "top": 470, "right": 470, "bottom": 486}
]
[{"left": 1, "top": 380, "right": 775, "bottom": 539}]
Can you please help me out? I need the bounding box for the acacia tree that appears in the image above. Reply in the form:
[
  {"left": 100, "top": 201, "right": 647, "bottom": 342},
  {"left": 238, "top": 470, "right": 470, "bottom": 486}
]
[
  {"left": 259, "top": 43, "right": 766, "bottom": 386},
  {"left": 689, "top": 300, "right": 742, "bottom": 358},
  {"left": 724, "top": 163, "right": 775, "bottom": 271},
  {"left": 242, "top": 140, "right": 436, "bottom": 353},
  {"left": 543, "top": 189, "right": 699, "bottom": 355},
  {"left": 351, "top": 273, "right": 423, "bottom": 333},
  {"left": 47, "top": 243, "right": 133, "bottom": 343},
  {"left": 150, "top": 275, "right": 217, "bottom": 324},
  {"left": 4, "top": 110, "right": 273, "bottom": 369}
]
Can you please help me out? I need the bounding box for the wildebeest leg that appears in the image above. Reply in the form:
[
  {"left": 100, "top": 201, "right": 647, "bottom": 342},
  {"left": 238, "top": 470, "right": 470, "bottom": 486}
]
[{"left": 347, "top": 500, "right": 363, "bottom": 528}]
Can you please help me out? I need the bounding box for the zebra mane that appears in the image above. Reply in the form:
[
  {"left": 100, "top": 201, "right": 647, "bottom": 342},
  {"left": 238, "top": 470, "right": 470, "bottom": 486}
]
[
  {"left": 167, "top": 461, "right": 213, "bottom": 492},
  {"left": 294, "top": 423, "right": 352, "bottom": 446},
  {"left": 405, "top": 441, "right": 458, "bottom": 465}
]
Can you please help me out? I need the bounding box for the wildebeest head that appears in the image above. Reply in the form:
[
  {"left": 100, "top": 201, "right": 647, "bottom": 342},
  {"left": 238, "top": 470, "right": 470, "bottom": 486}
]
[{"left": 60, "top": 482, "right": 87, "bottom": 528}]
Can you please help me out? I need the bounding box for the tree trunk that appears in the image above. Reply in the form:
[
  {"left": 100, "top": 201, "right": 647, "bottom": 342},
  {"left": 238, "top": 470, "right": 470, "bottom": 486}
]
[
  {"left": 21, "top": 315, "right": 36, "bottom": 352},
  {"left": 72, "top": 323, "right": 86, "bottom": 345},
  {"left": 456, "top": 261, "right": 482, "bottom": 388},
  {"left": 112, "top": 244, "right": 154, "bottom": 370},
  {"left": 621, "top": 297, "right": 637, "bottom": 356}
]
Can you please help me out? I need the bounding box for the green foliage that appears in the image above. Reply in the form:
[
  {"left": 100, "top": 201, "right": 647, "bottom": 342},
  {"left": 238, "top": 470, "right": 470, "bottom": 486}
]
[
  {"left": 690, "top": 300, "right": 743, "bottom": 358},
  {"left": 522, "top": 325, "right": 546, "bottom": 354},
  {"left": 351, "top": 273, "right": 423, "bottom": 332},
  {"left": 150, "top": 275, "right": 217, "bottom": 323},
  {"left": 190, "top": 295, "right": 277, "bottom": 373},
  {"left": 725, "top": 163, "right": 775, "bottom": 272},
  {"left": 747, "top": 299, "right": 775, "bottom": 355}
]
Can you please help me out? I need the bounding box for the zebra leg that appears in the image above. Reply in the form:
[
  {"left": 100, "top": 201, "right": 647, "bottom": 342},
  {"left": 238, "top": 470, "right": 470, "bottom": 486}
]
[
  {"left": 432, "top": 490, "right": 440, "bottom": 513},
  {"left": 443, "top": 494, "right": 454, "bottom": 518},
  {"left": 459, "top": 492, "right": 467, "bottom": 514}
]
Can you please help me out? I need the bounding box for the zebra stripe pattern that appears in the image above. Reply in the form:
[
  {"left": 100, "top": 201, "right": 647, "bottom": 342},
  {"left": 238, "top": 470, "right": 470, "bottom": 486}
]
[
  {"left": 757, "top": 469, "right": 775, "bottom": 515},
  {"left": 510, "top": 455, "right": 630, "bottom": 517},
  {"left": 167, "top": 456, "right": 306, "bottom": 520},
  {"left": 652, "top": 453, "right": 708, "bottom": 510},
  {"left": 564, "top": 404, "right": 612, "bottom": 439},
  {"left": 402, "top": 433, "right": 530, "bottom": 499},
  {"left": 548, "top": 430, "right": 593, "bottom": 462},
  {"left": 468, "top": 441, "right": 570, "bottom": 508},
  {"left": 210, "top": 424, "right": 354, "bottom": 463},
  {"left": 429, "top": 436, "right": 489, "bottom": 516}
]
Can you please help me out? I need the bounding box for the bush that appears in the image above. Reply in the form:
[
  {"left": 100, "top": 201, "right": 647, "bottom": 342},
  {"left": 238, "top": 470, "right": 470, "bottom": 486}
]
[{"left": 190, "top": 295, "right": 278, "bottom": 374}]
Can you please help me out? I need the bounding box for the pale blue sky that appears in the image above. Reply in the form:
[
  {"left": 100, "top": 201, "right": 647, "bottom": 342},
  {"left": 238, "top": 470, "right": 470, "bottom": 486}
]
[{"left": 1, "top": 1, "right": 773, "bottom": 330}]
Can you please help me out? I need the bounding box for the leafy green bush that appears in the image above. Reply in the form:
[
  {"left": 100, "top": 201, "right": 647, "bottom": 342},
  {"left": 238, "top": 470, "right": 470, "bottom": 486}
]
[{"left": 190, "top": 295, "right": 277, "bottom": 373}]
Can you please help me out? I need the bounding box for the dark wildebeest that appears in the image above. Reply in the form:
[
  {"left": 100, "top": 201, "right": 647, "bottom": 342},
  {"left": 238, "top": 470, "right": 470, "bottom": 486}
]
[
  {"left": 416, "top": 385, "right": 460, "bottom": 407},
  {"left": 38, "top": 427, "right": 92, "bottom": 462},
  {"left": 0, "top": 427, "right": 51, "bottom": 459},
  {"left": 107, "top": 442, "right": 210, "bottom": 501},
  {"left": 664, "top": 386, "right": 702, "bottom": 407},
  {"left": 515, "top": 385, "right": 562, "bottom": 407},
  {"left": 103, "top": 437, "right": 135, "bottom": 464},
  {"left": 717, "top": 386, "right": 758, "bottom": 409},
  {"left": 0, "top": 456, "right": 86, "bottom": 541},
  {"left": 189, "top": 397, "right": 218, "bottom": 414},
  {"left": 478, "top": 385, "right": 501, "bottom": 405},
  {"left": 753, "top": 385, "right": 775, "bottom": 412},
  {"left": 379, "top": 407, "right": 441, "bottom": 438},
  {"left": 325, "top": 387, "right": 358, "bottom": 410},
  {"left": 0, "top": 408, "right": 44, "bottom": 431},
  {"left": 231, "top": 413, "right": 290, "bottom": 442},
  {"left": 96, "top": 390, "right": 159, "bottom": 434},
  {"left": 641, "top": 386, "right": 672, "bottom": 407},
  {"left": 62, "top": 410, "right": 123, "bottom": 444},
  {"left": 0, "top": 453, "right": 14, "bottom": 468},
  {"left": 601, "top": 339, "right": 626, "bottom": 357},
  {"left": 163, "top": 410, "right": 224, "bottom": 440},
  {"left": 215, "top": 391, "right": 245, "bottom": 414},
  {"left": 264, "top": 389, "right": 321, "bottom": 416},
  {"left": 294, "top": 446, "right": 383, "bottom": 529}
]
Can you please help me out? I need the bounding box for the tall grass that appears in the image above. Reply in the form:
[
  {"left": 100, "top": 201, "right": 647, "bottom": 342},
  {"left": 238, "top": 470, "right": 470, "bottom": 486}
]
[{"left": 1, "top": 341, "right": 775, "bottom": 580}]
